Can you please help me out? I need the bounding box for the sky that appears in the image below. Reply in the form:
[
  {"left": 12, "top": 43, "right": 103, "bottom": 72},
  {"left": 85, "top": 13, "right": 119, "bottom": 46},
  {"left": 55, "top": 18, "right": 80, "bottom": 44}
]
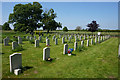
[{"left": 1, "top": 2, "right": 118, "bottom": 30}]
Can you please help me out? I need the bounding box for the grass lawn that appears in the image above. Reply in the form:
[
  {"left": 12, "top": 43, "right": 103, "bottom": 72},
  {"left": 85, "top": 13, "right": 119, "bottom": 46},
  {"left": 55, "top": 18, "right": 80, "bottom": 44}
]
[{"left": 1, "top": 31, "right": 119, "bottom": 78}]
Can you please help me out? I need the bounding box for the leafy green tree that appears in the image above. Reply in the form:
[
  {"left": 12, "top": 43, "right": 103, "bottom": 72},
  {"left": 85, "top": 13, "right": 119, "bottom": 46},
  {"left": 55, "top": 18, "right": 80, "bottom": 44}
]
[
  {"left": 87, "top": 21, "right": 99, "bottom": 32},
  {"left": 41, "top": 8, "right": 62, "bottom": 33},
  {"left": 8, "top": 2, "right": 43, "bottom": 33},
  {"left": 2, "top": 22, "right": 11, "bottom": 30},
  {"left": 75, "top": 26, "right": 82, "bottom": 31},
  {"left": 63, "top": 26, "right": 68, "bottom": 32}
]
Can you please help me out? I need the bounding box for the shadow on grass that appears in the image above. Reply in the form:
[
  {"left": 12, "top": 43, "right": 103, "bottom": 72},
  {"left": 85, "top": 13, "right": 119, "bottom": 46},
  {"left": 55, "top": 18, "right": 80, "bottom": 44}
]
[
  {"left": 0, "top": 53, "right": 5, "bottom": 55},
  {"left": 22, "top": 66, "right": 33, "bottom": 72},
  {"left": 71, "top": 53, "right": 76, "bottom": 56}
]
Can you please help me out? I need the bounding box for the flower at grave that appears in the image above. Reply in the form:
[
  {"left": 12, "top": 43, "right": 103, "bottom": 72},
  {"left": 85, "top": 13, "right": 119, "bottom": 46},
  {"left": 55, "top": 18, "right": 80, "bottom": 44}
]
[{"left": 68, "top": 50, "right": 71, "bottom": 54}]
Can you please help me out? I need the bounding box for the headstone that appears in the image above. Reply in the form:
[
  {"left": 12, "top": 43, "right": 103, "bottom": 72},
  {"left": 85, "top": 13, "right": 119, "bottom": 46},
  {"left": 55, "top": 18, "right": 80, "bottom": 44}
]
[
  {"left": 91, "top": 38, "right": 93, "bottom": 45},
  {"left": 38, "top": 36, "right": 42, "bottom": 42},
  {"left": 63, "top": 44, "right": 68, "bottom": 54},
  {"left": 98, "top": 32, "right": 101, "bottom": 36},
  {"left": 55, "top": 38, "right": 58, "bottom": 45},
  {"left": 75, "top": 37, "right": 77, "bottom": 42},
  {"left": 23, "top": 36, "right": 26, "bottom": 38},
  {"left": 46, "top": 37, "right": 48, "bottom": 39},
  {"left": 34, "top": 36, "right": 36, "bottom": 39},
  {"left": 74, "top": 42, "right": 77, "bottom": 51},
  {"left": 4, "top": 38, "right": 9, "bottom": 46},
  {"left": 69, "top": 37, "right": 71, "bottom": 42},
  {"left": 59, "top": 34, "right": 61, "bottom": 38},
  {"left": 12, "top": 41, "right": 18, "bottom": 50},
  {"left": 53, "top": 35, "right": 55, "bottom": 41},
  {"left": 62, "top": 37, "right": 65, "bottom": 44},
  {"left": 46, "top": 39, "right": 50, "bottom": 46},
  {"left": 43, "top": 47, "right": 50, "bottom": 61},
  {"left": 95, "top": 37, "right": 97, "bottom": 43},
  {"left": 81, "top": 40, "right": 84, "bottom": 47},
  {"left": 35, "top": 40, "right": 39, "bottom": 47},
  {"left": 26, "top": 36, "right": 29, "bottom": 39},
  {"left": 90, "top": 35, "right": 92, "bottom": 39},
  {"left": 18, "top": 36, "right": 22, "bottom": 44},
  {"left": 66, "top": 35, "right": 68, "bottom": 40},
  {"left": 87, "top": 35, "right": 89, "bottom": 39},
  {"left": 80, "top": 36, "right": 82, "bottom": 40},
  {"left": 103, "top": 36, "right": 105, "bottom": 41},
  {"left": 87, "top": 40, "right": 89, "bottom": 46},
  {"left": 9, "top": 53, "right": 22, "bottom": 72},
  {"left": 98, "top": 36, "right": 100, "bottom": 43},
  {"left": 30, "top": 37, "right": 33, "bottom": 40},
  {"left": 84, "top": 35, "right": 86, "bottom": 40},
  {"left": 6, "top": 37, "right": 9, "bottom": 42}
]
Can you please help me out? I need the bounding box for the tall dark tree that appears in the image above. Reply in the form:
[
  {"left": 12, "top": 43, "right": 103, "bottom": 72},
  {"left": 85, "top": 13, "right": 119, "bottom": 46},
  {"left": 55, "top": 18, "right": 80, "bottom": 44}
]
[
  {"left": 63, "top": 26, "right": 68, "bottom": 32},
  {"left": 8, "top": 2, "right": 43, "bottom": 33},
  {"left": 41, "top": 8, "right": 62, "bottom": 33},
  {"left": 2, "top": 22, "right": 11, "bottom": 30},
  {"left": 87, "top": 21, "right": 99, "bottom": 32}
]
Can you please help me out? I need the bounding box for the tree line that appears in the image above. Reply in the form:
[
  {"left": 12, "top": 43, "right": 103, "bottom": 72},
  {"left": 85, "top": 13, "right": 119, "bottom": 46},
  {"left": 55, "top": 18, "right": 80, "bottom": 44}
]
[
  {"left": 2, "top": 2, "right": 118, "bottom": 33},
  {"left": 3, "top": 2, "right": 62, "bottom": 33}
]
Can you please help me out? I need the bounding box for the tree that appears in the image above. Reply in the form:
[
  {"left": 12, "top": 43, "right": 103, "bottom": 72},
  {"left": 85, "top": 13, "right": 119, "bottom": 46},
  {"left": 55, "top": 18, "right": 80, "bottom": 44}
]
[
  {"left": 63, "top": 26, "right": 68, "bottom": 32},
  {"left": 87, "top": 21, "right": 99, "bottom": 32},
  {"left": 75, "top": 26, "right": 82, "bottom": 31},
  {"left": 2, "top": 22, "right": 11, "bottom": 30},
  {"left": 8, "top": 2, "right": 43, "bottom": 33},
  {"left": 41, "top": 8, "right": 62, "bottom": 33}
]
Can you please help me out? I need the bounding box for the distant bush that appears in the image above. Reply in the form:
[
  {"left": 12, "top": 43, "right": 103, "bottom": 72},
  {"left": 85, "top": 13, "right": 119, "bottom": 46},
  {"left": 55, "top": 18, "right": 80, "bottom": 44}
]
[{"left": 63, "top": 26, "right": 68, "bottom": 32}]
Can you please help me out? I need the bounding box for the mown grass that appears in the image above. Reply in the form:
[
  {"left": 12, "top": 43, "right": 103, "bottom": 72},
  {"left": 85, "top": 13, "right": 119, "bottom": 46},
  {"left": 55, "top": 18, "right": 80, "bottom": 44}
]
[{"left": 1, "top": 31, "right": 119, "bottom": 78}]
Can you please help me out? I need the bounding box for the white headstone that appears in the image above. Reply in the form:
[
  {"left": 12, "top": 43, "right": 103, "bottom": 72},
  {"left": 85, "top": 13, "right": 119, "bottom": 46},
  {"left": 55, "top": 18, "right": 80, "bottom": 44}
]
[
  {"left": 63, "top": 44, "right": 68, "bottom": 54},
  {"left": 119, "top": 44, "right": 120, "bottom": 57},
  {"left": 9, "top": 53, "right": 22, "bottom": 72},
  {"left": 87, "top": 40, "right": 89, "bottom": 46},
  {"left": 30, "top": 37, "right": 33, "bottom": 40},
  {"left": 91, "top": 38, "right": 93, "bottom": 45},
  {"left": 38, "top": 36, "right": 42, "bottom": 42},
  {"left": 4, "top": 38, "right": 9, "bottom": 46},
  {"left": 18, "top": 36, "right": 22, "bottom": 44},
  {"left": 98, "top": 32, "right": 101, "bottom": 36},
  {"left": 81, "top": 40, "right": 84, "bottom": 47},
  {"left": 55, "top": 38, "right": 58, "bottom": 45},
  {"left": 35, "top": 40, "right": 39, "bottom": 47},
  {"left": 95, "top": 37, "right": 97, "bottom": 43},
  {"left": 84, "top": 35, "right": 86, "bottom": 40},
  {"left": 46, "top": 39, "right": 50, "bottom": 46},
  {"left": 80, "top": 36, "right": 82, "bottom": 40},
  {"left": 34, "top": 36, "right": 36, "bottom": 39},
  {"left": 98, "top": 36, "right": 100, "bottom": 43},
  {"left": 26, "top": 36, "right": 29, "bottom": 39},
  {"left": 12, "top": 41, "right": 18, "bottom": 50},
  {"left": 69, "top": 37, "right": 71, "bottom": 42},
  {"left": 74, "top": 42, "right": 77, "bottom": 51},
  {"left": 43, "top": 47, "right": 50, "bottom": 61}
]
